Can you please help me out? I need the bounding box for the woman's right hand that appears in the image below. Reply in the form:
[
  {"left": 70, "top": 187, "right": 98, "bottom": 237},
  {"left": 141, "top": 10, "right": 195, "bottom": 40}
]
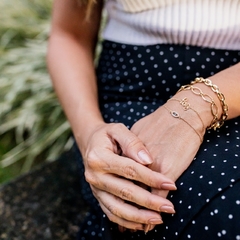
[{"left": 79, "top": 122, "right": 177, "bottom": 231}]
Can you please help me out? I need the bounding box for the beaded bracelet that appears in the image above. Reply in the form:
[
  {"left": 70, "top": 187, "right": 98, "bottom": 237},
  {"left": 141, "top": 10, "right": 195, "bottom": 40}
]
[{"left": 163, "top": 105, "right": 203, "bottom": 143}]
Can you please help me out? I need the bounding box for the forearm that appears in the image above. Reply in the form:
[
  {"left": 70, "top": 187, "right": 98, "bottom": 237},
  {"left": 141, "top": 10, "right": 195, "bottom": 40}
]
[
  {"left": 47, "top": 35, "right": 104, "bottom": 148},
  {"left": 47, "top": 0, "right": 104, "bottom": 151}
]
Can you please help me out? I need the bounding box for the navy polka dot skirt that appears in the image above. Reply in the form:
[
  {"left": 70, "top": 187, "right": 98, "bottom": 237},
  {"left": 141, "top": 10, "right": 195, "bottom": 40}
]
[{"left": 77, "top": 41, "right": 240, "bottom": 240}]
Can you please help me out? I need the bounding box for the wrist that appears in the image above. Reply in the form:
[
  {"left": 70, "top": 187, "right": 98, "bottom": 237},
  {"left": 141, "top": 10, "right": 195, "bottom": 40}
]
[
  {"left": 71, "top": 113, "right": 105, "bottom": 153},
  {"left": 164, "top": 95, "right": 207, "bottom": 141},
  {"left": 170, "top": 90, "right": 213, "bottom": 132},
  {"left": 173, "top": 78, "right": 226, "bottom": 130}
]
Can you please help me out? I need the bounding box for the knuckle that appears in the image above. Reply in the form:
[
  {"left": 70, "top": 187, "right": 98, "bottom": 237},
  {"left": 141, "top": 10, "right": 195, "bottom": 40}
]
[
  {"left": 145, "top": 174, "right": 155, "bottom": 187},
  {"left": 108, "top": 204, "right": 119, "bottom": 217},
  {"left": 107, "top": 213, "right": 115, "bottom": 223},
  {"left": 123, "top": 165, "right": 137, "bottom": 179},
  {"left": 125, "top": 137, "right": 141, "bottom": 150},
  {"left": 85, "top": 150, "right": 101, "bottom": 169},
  {"left": 119, "top": 187, "right": 133, "bottom": 201},
  {"left": 109, "top": 123, "right": 125, "bottom": 132},
  {"left": 114, "top": 122, "right": 125, "bottom": 129},
  {"left": 84, "top": 171, "right": 97, "bottom": 186}
]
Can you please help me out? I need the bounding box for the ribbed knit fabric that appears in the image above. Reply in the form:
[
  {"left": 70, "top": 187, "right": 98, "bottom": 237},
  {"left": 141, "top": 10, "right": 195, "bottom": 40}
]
[
  {"left": 116, "top": 0, "right": 180, "bottom": 13},
  {"left": 103, "top": 0, "right": 240, "bottom": 50}
]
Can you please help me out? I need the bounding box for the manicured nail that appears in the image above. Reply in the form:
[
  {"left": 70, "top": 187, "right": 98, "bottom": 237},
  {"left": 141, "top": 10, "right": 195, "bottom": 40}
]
[
  {"left": 149, "top": 224, "right": 156, "bottom": 232},
  {"left": 160, "top": 205, "right": 176, "bottom": 214},
  {"left": 161, "top": 183, "right": 177, "bottom": 190},
  {"left": 148, "top": 218, "right": 163, "bottom": 225},
  {"left": 138, "top": 150, "right": 153, "bottom": 165},
  {"left": 144, "top": 224, "right": 151, "bottom": 234}
]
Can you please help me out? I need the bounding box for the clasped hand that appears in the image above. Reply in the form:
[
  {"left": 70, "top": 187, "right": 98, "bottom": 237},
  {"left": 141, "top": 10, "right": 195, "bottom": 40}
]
[{"left": 81, "top": 103, "right": 203, "bottom": 231}]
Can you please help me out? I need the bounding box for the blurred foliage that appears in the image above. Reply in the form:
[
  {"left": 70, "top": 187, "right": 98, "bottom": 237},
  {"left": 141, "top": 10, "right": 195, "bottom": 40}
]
[{"left": 0, "top": 0, "right": 73, "bottom": 182}]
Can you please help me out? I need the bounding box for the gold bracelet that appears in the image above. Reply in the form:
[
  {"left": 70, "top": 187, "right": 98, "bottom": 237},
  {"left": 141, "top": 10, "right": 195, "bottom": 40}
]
[
  {"left": 163, "top": 105, "right": 203, "bottom": 143},
  {"left": 191, "top": 77, "right": 228, "bottom": 128},
  {"left": 178, "top": 85, "right": 219, "bottom": 130},
  {"left": 168, "top": 97, "right": 205, "bottom": 133}
]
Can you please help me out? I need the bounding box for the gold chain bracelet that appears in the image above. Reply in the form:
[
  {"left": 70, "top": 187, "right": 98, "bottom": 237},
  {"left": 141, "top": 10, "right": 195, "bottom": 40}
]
[
  {"left": 163, "top": 105, "right": 203, "bottom": 143},
  {"left": 178, "top": 85, "right": 220, "bottom": 130},
  {"left": 191, "top": 77, "right": 228, "bottom": 128}
]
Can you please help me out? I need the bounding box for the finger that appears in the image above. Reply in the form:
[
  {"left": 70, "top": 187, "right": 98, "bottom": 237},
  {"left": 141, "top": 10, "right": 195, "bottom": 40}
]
[
  {"left": 106, "top": 123, "right": 153, "bottom": 165},
  {"left": 85, "top": 150, "right": 176, "bottom": 192},
  {"left": 118, "top": 225, "right": 126, "bottom": 233},
  {"left": 100, "top": 202, "right": 144, "bottom": 231},
  {"left": 151, "top": 188, "right": 177, "bottom": 215},
  {"left": 95, "top": 190, "right": 163, "bottom": 228},
  {"left": 144, "top": 224, "right": 155, "bottom": 234},
  {"left": 97, "top": 174, "right": 175, "bottom": 213},
  {"left": 106, "top": 154, "right": 177, "bottom": 191},
  {"left": 152, "top": 188, "right": 170, "bottom": 199}
]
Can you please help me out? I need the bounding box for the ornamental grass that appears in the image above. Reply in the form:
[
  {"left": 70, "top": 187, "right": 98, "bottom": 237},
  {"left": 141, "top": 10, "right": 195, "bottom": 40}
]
[{"left": 0, "top": 0, "right": 72, "bottom": 180}]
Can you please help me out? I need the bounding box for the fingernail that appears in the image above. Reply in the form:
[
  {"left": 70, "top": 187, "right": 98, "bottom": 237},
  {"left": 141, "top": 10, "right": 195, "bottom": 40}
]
[
  {"left": 148, "top": 218, "right": 163, "bottom": 224},
  {"left": 149, "top": 224, "right": 156, "bottom": 231},
  {"left": 160, "top": 205, "right": 176, "bottom": 214},
  {"left": 144, "top": 224, "right": 151, "bottom": 234},
  {"left": 161, "top": 183, "right": 177, "bottom": 190},
  {"left": 138, "top": 150, "right": 153, "bottom": 165}
]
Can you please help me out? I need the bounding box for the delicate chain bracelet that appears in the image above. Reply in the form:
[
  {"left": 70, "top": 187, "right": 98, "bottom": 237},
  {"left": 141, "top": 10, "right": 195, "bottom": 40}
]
[
  {"left": 191, "top": 77, "right": 228, "bottom": 128},
  {"left": 163, "top": 105, "right": 203, "bottom": 143},
  {"left": 168, "top": 97, "right": 205, "bottom": 133},
  {"left": 178, "top": 85, "right": 219, "bottom": 130}
]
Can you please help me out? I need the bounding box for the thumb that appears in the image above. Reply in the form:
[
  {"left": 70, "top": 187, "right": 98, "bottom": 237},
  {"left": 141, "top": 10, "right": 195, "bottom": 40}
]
[{"left": 108, "top": 123, "right": 153, "bottom": 165}]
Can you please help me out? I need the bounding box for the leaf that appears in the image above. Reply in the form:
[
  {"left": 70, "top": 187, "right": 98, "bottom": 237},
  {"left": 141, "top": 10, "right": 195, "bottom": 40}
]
[{"left": 0, "top": 0, "right": 73, "bottom": 178}]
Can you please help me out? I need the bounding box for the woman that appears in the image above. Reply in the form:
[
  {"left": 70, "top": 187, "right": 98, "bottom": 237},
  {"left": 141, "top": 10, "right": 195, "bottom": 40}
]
[{"left": 47, "top": 0, "right": 240, "bottom": 239}]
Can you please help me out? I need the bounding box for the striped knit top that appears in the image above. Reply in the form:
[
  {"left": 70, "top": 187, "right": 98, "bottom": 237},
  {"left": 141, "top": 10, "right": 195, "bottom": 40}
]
[{"left": 102, "top": 0, "right": 240, "bottom": 50}]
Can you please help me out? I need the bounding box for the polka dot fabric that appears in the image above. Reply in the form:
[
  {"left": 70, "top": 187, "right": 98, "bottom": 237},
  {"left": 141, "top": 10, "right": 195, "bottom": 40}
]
[{"left": 77, "top": 41, "right": 240, "bottom": 240}]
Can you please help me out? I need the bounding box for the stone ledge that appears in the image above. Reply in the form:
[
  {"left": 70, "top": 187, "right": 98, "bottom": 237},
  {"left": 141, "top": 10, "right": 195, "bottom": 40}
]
[{"left": 0, "top": 149, "right": 89, "bottom": 240}]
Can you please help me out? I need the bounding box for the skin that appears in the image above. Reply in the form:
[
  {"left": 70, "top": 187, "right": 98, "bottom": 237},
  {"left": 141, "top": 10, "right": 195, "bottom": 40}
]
[{"left": 47, "top": 0, "right": 240, "bottom": 232}]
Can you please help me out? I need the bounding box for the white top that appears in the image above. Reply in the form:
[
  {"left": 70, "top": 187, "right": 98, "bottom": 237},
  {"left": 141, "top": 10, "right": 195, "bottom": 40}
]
[
  {"left": 102, "top": 0, "right": 240, "bottom": 50},
  {"left": 115, "top": 0, "right": 186, "bottom": 13}
]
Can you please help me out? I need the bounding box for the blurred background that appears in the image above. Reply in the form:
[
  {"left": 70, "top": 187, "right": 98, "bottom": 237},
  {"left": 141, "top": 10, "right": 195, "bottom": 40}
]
[{"left": 0, "top": 0, "right": 73, "bottom": 184}]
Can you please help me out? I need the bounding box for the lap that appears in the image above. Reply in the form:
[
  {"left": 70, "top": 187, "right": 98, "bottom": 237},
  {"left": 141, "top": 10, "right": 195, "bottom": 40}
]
[
  {"left": 103, "top": 117, "right": 240, "bottom": 240},
  {"left": 77, "top": 117, "right": 240, "bottom": 240},
  {"left": 77, "top": 42, "right": 240, "bottom": 239}
]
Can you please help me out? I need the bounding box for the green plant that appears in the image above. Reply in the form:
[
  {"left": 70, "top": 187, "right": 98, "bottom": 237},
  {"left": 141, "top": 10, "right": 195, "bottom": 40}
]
[{"left": 0, "top": 0, "right": 72, "bottom": 176}]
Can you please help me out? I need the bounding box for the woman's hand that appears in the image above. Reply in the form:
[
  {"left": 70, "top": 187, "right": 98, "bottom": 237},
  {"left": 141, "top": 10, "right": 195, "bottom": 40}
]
[
  {"left": 129, "top": 98, "right": 206, "bottom": 231},
  {"left": 80, "top": 122, "right": 177, "bottom": 231},
  {"left": 131, "top": 101, "right": 204, "bottom": 184},
  {"left": 130, "top": 94, "right": 209, "bottom": 199}
]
